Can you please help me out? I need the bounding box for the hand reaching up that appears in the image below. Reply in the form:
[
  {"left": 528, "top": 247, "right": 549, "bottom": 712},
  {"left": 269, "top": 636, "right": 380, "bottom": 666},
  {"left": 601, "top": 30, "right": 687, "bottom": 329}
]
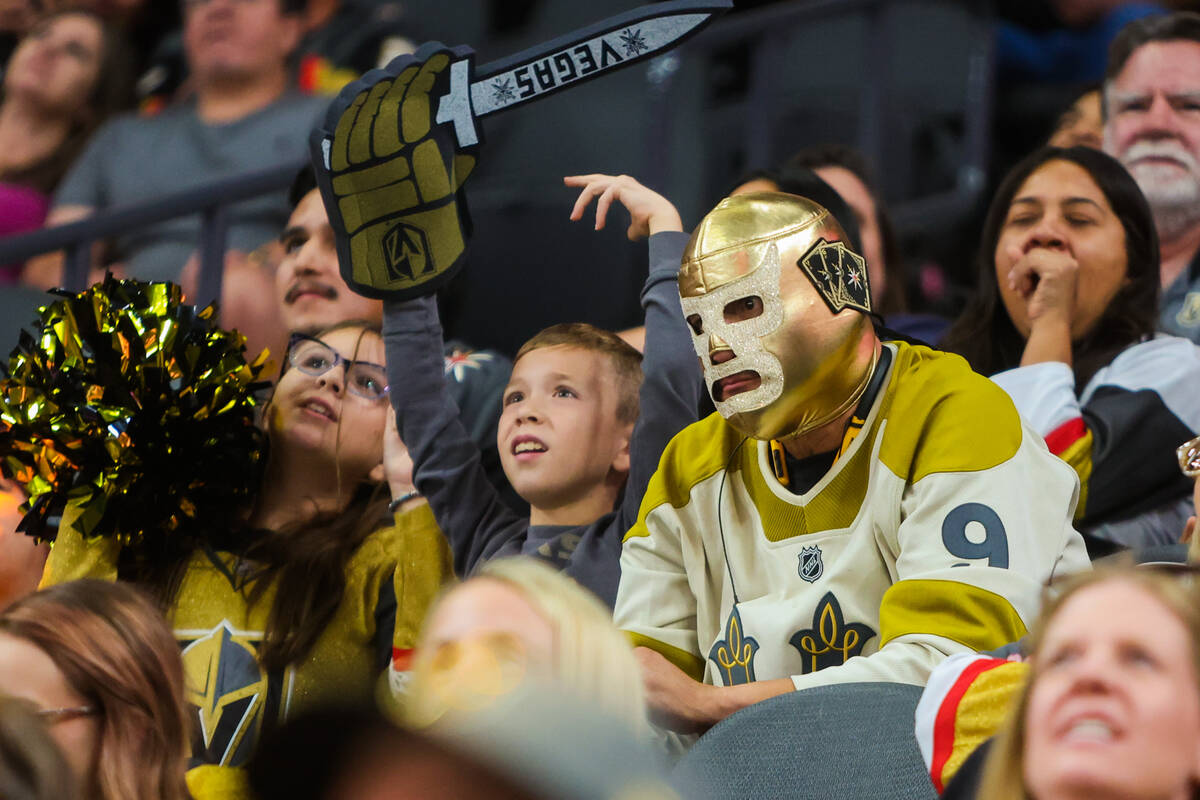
[{"left": 564, "top": 174, "right": 682, "bottom": 241}]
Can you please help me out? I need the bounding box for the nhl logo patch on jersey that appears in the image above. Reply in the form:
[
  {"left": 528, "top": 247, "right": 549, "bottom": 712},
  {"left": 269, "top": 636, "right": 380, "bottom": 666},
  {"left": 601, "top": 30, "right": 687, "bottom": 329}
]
[
  {"left": 798, "top": 238, "right": 872, "bottom": 315},
  {"left": 798, "top": 546, "right": 823, "bottom": 583}
]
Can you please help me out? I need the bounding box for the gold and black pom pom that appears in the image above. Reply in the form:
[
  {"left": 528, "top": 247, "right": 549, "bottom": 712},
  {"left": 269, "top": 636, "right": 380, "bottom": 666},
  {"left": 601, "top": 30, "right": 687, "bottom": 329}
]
[{"left": 0, "top": 276, "right": 271, "bottom": 547}]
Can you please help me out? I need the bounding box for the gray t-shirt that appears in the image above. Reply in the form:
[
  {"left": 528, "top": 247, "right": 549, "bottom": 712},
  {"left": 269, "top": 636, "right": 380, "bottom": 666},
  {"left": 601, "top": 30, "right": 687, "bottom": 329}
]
[{"left": 55, "top": 91, "right": 326, "bottom": 282}]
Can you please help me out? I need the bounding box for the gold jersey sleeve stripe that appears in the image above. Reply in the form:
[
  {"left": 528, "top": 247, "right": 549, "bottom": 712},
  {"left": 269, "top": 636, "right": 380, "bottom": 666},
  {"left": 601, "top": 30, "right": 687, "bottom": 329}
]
[
  {"left": 624, "top": 631, "right": 706, "bottom": 681},
  {"left": 879, "top": 579, "right": 1028, "bottom": 653},
  {"left": 940, "top": 660, "right": 1027, "bottom": 789},
  {"left": 879, "top": 346, "right": 1023, "bottom": 484}
]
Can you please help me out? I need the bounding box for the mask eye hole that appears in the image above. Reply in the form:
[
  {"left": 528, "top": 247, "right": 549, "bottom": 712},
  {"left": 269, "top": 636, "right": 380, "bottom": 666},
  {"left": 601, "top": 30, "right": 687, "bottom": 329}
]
[
  {"left": 723, "top": 296, "right": 763, "bottom": 324},
  {"left": 686, "top": 314, "right": 704, "bottom": 336}
]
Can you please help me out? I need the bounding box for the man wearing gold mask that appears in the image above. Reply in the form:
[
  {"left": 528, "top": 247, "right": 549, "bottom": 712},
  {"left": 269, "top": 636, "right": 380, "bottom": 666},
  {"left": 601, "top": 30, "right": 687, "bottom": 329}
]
[{"left": 613, "top": 192, "right": 1091, "bottom": 734}]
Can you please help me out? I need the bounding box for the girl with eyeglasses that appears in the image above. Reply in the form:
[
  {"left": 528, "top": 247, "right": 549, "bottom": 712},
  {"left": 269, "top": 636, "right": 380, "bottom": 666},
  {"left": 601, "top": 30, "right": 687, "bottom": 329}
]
[{"left": 40, "top": 320, "right": 453, "bottom": 785}]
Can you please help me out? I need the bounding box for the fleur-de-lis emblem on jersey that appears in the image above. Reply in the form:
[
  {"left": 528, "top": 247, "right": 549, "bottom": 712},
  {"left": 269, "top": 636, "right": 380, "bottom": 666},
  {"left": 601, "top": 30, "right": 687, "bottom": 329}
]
[
  {"left": 788, "top": 592, "right": 876, "bottom": 674},
  {"left": 798, "top": 238, "right": 872, "bottom": 315},
  {"left": 708, "top": 606, "right": 760, "bottom": 686}
]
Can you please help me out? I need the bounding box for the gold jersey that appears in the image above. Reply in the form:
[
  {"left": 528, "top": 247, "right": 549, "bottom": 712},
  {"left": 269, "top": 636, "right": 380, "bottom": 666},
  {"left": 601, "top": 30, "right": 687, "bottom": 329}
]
[{"left": 42, "top": 502, "right": 452, "bottom": 768}]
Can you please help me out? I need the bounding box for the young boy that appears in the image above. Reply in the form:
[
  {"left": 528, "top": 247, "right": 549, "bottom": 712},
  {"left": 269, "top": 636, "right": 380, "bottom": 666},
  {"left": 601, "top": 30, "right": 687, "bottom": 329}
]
[{"left": 383, "top": 174, "right": 702, "bottom": 605}]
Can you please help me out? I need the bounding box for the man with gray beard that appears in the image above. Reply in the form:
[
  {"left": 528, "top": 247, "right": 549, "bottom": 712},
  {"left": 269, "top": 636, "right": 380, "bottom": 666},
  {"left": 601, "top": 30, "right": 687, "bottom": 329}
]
[{"left": 1104, "top": 13, "right": 1200, "bottom": 344}]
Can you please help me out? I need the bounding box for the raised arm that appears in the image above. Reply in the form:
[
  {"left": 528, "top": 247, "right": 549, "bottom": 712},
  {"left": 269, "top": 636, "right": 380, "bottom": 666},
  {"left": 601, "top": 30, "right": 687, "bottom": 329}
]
[
  {"left": 312, "top": 45, "right": 527, "bottom": 574},
  {"left": 383, "top": 297, "right": 529, "bottom": 575},
  {"left": 562, "top": 174, "right": 702, "bottom": 533}
]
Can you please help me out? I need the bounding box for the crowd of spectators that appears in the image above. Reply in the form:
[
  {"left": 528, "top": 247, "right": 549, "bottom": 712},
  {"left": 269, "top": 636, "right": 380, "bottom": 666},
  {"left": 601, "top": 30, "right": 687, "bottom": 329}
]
[{"left": 0, "top": 2, "right": 1198, "bottom": 799}]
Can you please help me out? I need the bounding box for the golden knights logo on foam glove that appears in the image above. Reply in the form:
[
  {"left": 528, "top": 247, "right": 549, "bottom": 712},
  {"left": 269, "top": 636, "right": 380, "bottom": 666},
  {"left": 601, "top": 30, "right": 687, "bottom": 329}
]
[{"left": 310, "top": 42, "right": 479, "bottom": 300}]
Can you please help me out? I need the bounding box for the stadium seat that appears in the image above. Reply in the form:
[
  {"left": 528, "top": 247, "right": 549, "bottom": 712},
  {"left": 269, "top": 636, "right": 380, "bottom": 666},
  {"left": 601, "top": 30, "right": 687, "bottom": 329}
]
[{"left": 673, "top": 681, "right": 937, "bottom": 800}]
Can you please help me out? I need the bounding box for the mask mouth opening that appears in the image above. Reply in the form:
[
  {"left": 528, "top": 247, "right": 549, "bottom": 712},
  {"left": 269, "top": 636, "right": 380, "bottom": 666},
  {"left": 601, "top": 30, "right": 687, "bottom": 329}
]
[{"left": 712, "top": 370, "right": 762, "bottom": 402}]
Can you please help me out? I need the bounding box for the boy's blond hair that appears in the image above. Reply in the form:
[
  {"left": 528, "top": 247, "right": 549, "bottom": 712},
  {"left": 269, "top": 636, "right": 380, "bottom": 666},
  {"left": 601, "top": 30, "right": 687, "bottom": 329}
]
[{"left": 514, "top": 324, "right": 643, "bottom": 425}]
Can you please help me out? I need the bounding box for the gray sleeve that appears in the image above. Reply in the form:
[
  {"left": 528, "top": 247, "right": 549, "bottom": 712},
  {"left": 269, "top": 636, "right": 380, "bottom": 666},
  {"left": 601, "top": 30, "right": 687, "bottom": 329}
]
[
  {"left": 614, "top": 230, "right": 703, "bottom": 533},
  {"left": 53, "top": 119, "right": 120, "bottom": 210},
  {"left": 382, "top": 296, "right": 529, "bottom": 575}
]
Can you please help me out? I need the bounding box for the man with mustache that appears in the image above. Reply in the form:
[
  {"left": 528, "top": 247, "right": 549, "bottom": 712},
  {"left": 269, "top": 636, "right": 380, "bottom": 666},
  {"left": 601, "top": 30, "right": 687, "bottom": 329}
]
[
  {"left": 275, "top": 166, "right": 520, "bottom": 513},
  {"left": 276, "top": 167, "right": 385, "bottom": 336},
  {"left": 613, "top": 192, "right": 1089, "bottom": 735},
  {"left": 1104, "top": 12, "right": 1200, "bottom": 343}
]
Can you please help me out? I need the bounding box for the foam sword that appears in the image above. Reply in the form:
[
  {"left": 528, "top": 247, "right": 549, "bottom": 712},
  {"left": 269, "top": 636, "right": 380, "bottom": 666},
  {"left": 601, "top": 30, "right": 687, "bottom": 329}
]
[{"left": 435, "top": 0, "right": 733, "bottom": 148}]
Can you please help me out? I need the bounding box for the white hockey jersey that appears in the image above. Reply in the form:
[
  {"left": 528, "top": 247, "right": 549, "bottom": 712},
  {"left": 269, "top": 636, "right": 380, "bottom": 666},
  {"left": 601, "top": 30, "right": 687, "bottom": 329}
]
[{"left": 615, "top": 341, "right": 1090, "bottom": 691}]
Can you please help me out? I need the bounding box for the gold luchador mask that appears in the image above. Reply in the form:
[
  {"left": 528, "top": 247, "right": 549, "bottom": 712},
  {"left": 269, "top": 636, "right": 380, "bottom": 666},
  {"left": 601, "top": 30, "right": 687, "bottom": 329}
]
[{"left": 679, "top": 192, "right": 877, "bottom": 441}]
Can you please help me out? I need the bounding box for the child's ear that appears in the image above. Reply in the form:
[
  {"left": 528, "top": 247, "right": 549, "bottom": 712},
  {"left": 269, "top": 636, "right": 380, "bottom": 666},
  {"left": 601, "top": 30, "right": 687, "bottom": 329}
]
[{"left": 610, "top": 423, "right": 633, "bottom": 474}]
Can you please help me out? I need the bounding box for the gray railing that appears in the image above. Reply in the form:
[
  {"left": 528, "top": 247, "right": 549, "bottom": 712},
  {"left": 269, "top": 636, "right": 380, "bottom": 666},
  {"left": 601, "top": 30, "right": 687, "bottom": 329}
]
[
  {"left": 0, "top": 0, "right": 992, "bottom": 301},
  {"left": 644, "top": 0, "right": 994, "bottom": 234},
  {"left": 0, "top": 159, "right": 304, "bottom": 305}
]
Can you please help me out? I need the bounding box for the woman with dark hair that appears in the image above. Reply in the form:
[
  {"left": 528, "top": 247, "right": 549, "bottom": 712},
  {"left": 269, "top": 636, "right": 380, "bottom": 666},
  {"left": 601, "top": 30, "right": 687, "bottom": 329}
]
[
  {"left": 0, "top": 8, "right": 132, "bottom": 281},
  {"left": 40, "top": 321, "right": 453, "bottom": 778},
  {"left": 0, "top": 579, "right": 190, "bottom": 800},
  {"left": 942, "top": 145, "right": 1200, "bottom": 550}
]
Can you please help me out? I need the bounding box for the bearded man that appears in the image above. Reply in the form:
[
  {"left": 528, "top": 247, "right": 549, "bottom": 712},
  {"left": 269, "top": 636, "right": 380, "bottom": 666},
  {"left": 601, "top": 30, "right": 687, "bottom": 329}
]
[
  {"left": 1104, "top": 12, "right": 1200, "bottom": 343},
  {"left": 612, "top": 191, "right": 1090, "bottom": 733}
]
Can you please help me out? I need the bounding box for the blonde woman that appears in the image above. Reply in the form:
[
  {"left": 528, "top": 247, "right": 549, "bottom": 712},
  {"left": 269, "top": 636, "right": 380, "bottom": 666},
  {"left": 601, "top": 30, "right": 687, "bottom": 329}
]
[
  {"left": 977, "top": 568, "right": 1200, "bottom": 800},
  {"left": 406, "top": 557, "right": 645, "bottom": 730}
]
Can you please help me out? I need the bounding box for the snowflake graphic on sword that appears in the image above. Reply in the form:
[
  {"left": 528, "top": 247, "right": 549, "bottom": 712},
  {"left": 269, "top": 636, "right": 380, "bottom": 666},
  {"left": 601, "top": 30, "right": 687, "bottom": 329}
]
[
  {"left": 619, "top": 28, "right": 648, "bottom": 57},
  {"left": 490, "top": 78, "right": 516, "bottom": 104}
]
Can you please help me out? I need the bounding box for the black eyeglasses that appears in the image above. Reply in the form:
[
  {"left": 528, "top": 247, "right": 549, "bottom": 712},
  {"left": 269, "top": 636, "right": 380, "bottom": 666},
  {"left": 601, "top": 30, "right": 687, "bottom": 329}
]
[
  {"left": 287, "top": 334, "right": 389, "bottom": 402},
  {"left": 1180, "top": 435, "right": 1200, "bottom": 479}
]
